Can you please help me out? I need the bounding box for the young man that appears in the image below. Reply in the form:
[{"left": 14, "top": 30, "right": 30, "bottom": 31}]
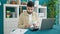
[{"left": 18, "top": 1, "right": 40, "bottom": 29}]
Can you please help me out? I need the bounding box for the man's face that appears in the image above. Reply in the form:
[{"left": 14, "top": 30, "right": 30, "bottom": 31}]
[{"left": 27, "top": 6, "right": 34, "bottom": 14}]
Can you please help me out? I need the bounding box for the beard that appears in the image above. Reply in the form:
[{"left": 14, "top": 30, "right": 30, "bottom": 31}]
[{"left": 27, "top": 11, "right": 33, "bottom": 14}]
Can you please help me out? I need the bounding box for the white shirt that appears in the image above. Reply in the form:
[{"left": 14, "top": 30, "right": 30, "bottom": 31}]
[{"left": 28, "top": 14, "right": 33, "bottom": 25}]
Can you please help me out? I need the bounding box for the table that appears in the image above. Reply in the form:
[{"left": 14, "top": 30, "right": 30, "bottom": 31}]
[
  {"left": 10, "top": 25, "right": 60, "bottom": 34},
  {"left": 24, "top": 25, "right": 60, "bottom": 34}
]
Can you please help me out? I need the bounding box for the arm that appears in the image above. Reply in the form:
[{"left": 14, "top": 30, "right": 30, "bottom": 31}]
[
  {"left": 18, "top": 13, "right": 30, "bottom": 29},
  {"left": 18, "top": 14, "right": 25, "bottom": 29}
]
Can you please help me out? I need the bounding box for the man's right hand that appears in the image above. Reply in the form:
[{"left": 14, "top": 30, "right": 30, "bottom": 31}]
[{"left": 25, "top": 24, "right": 31, "bottom": 28}]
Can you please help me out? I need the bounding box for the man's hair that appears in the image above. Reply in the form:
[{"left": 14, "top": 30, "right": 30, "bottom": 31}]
[{"left": 27, "top": 1, "right": 34, "bottom": 7}]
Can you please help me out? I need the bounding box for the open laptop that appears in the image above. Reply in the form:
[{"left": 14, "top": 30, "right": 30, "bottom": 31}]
[{"left": 40, "top": 18, "right": 55, "bottom": 30}]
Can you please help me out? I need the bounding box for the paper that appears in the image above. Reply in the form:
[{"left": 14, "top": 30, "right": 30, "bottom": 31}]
[{"left": 10, "top": 29, "right": 28, "bottom": 34}]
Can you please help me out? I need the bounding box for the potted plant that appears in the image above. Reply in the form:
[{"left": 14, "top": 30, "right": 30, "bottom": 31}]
[{"left": 47, "top": 0, "right": 58, "bottom": 18}]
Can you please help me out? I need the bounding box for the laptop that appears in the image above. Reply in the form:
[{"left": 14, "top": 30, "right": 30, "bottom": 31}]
[{"left": 40, "top": 18, "right": 55, "bottom": 30}]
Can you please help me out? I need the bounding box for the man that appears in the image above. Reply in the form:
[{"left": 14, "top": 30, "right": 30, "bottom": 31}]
[{"left": 18, "top": 1, "right": 40, "bottom": 29}]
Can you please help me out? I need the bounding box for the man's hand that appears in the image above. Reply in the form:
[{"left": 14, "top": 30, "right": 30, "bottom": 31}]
[
  {"left": 33, "top": 24, "right": 37, "bottom": 28},
  {"left": 33, "top": 22, "right": 40, "bottom": 28},
  {"left": 25, "top": 24, "right": 31, "bottom": 28}
]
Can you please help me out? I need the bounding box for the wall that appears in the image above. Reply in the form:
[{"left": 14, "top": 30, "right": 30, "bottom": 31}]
[
  {"left": 0, "top": 0, "right": 6, "bottom": 34},
  {"left": 58, "top": 0, "right": 60, "bottom": 24}
]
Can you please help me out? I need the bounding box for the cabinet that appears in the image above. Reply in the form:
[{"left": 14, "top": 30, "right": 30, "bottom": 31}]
[
  {"left": 4, "top": 4, "right": 19, "bottom": 34},
  {"left": 34, "top": 5, "right": 47, "bottom": 19}
]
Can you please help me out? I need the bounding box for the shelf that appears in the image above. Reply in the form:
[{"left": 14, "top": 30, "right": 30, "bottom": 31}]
[
  {"left": 38, "top": 5, "right": 47, "bottom": 8},
  {"left": 4, "top": 4, "right": 19, "bottom": 7},
  {"left": 34, "top": 5, "right": 47, "bottom": 8},
  {"left": 4, "top": 4, "right": 19, "bottom": 18},
  {"left": 4, "top": 4, "right": 47, "bottom": 19},
  {"left": 19, "top": 5, "right": 27, "bottom": 6}
]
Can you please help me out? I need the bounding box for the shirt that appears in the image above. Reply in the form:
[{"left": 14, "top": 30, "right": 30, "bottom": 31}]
[{"left": 28, "top": 14, "right": 33, "bottom": 25}]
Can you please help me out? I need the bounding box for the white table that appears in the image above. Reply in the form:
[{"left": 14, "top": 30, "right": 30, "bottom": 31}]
[{"left": 10, "top": 29, "right": 28, "bottom": 34}]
